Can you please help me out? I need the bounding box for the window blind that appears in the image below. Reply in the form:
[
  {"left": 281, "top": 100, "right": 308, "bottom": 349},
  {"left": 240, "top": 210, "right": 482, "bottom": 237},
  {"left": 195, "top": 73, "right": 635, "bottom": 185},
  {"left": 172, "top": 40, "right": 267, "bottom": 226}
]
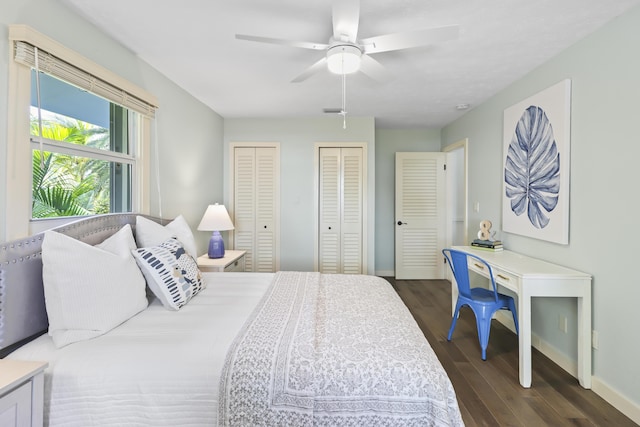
[{"left": 14, "top": 41, "right": 157, "bottom": 118}]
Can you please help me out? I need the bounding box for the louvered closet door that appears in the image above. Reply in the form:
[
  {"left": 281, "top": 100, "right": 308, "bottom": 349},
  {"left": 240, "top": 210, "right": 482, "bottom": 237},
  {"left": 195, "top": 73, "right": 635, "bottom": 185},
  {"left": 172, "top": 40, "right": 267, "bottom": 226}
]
[
  {"left": 395, "top": 152, "right": 446, "bottom": 280},
  {"left": 233, "top": 146, "right": 278, "bottom": 272},
  {"left": 255, "top": 148, "right": 277, "bottom": 271},
  {"left": 319, "top": 147, "right": 363, "bottom": 274}
]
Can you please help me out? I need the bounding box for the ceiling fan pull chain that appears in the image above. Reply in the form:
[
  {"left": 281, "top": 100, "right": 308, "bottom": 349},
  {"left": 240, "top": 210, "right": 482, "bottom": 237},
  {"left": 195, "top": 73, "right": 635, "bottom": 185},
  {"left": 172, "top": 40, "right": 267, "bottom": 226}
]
[{"left": 342, "top": 61, "right": 347, "bottom": 129}]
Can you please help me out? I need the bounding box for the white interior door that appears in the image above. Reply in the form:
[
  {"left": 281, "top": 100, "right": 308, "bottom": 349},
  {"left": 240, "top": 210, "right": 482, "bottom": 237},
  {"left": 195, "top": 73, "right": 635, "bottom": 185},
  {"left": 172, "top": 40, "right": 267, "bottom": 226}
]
[
  {"left": 340, "top": 147, "right": 363, "bottom": 274},
  {"left": 319, "top": 147, "right": 341, "bottom": 273},
  {"left": 318, "top": 147, "right": 363, "bottom": 274},
  {"left": 254, "top": 147, "right": 277, "bottom": 271},
  {"left": 234, "top": 147, "right": 256, "bottom": 271},
  {"left": 444, "top": 139, "right": 468, "bottom": 251},
  {"left": 395, "top": 152, "right": 446, "bottom": 279},
  {"left": 232, "top": 145, "right": 279, "bottom": 272}
]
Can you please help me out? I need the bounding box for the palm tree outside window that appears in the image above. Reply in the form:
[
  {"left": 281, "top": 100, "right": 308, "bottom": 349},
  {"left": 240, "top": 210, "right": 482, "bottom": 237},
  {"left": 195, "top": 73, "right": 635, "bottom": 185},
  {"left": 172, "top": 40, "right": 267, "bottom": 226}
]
[{"left": 30, "top": 71, "right": 136, "bottom": 219}]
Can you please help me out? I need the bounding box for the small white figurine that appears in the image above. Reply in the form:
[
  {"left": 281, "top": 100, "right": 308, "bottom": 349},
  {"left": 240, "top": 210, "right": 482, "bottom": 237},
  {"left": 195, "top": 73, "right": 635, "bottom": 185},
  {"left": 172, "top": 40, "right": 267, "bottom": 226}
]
[{"left": 477, "top": 220, "right": 496, "bottom": 241}]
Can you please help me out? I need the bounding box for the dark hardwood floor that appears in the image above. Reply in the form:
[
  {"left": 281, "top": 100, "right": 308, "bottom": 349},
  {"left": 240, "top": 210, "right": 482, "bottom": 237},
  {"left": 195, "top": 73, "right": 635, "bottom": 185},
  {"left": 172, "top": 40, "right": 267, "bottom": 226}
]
[{"left": 386, "top": 277, "right": 637, "bottom": 427}]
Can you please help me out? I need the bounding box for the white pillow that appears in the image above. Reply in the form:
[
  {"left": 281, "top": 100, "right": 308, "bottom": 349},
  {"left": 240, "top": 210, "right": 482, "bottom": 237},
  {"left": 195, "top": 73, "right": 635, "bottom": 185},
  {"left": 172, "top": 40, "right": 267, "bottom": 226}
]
[
  {"left": 132, "top": 238, "right": 205, "bottom": 310},
  {"left": 135, "top": 215, "right": 198, "bottom": 259},
  {"left": 42, "top": 224, "right": 148, "bottom": 348}
]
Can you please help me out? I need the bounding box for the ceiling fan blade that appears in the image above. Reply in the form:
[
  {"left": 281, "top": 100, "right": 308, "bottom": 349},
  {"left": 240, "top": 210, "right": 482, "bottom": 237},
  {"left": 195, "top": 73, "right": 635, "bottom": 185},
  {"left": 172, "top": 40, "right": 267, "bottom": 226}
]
[
  {"left": 236, "top": 34, "right": 328, "bottom": 50},
  {"left": 291, "top": 57, "right": 328, "bottom": 83},
  {"left": 323, "top": 108, "right": 344, "bottom": 114},
  {"left": 361, "top": 25, "right": 459, "bottom": 54},
  {"left": 332, "top": 0, "right": 360, "bottom": 42},
  {"left": 359, "top": 55, "right": 393, "bottom": 83}
]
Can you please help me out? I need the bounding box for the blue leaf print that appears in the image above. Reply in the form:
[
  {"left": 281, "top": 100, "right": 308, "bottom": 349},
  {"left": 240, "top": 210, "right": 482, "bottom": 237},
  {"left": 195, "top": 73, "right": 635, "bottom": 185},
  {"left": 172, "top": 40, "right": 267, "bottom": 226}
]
[{"left": 504, "top": 105, "right": 560, "bottom": 229}]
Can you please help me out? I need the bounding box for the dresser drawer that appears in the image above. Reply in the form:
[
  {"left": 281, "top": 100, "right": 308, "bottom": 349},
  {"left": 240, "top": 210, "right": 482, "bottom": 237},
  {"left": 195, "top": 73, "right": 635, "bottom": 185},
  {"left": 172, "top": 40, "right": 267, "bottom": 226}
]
[
  {"left": 198, "top": 250, "right": 246, "bottom": 273},
  {"left": 492, "top": 269, "right": 518, "bottom": 287},
  {"left": 0, "top": 381, "right": 31, "bottom": 426},
  {"left": 467, "top": 259, "right": 518, "bottom": 291},
  {"left": 0, "top": 360, "right": 47, "bottom": 427},
  {"left": 468, "top": 259, "right": 490, "bottom": 276},
  {"left": 224, "top": 259, "right": 244, "bottom": 272}
]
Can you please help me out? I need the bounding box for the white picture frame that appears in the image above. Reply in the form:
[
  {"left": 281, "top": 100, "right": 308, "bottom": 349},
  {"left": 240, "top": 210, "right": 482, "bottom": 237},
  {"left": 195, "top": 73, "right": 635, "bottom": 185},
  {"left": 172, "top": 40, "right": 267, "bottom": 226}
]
[{"left": 502, "top": 79, "right": 571, "bottom": 244}]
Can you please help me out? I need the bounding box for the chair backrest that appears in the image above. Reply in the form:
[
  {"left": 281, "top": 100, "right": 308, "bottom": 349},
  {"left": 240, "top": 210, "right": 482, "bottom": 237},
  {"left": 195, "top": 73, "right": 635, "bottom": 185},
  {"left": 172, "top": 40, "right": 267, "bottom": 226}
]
[{"left": 442, "top": 248, "right": 498, "bottom": 301}]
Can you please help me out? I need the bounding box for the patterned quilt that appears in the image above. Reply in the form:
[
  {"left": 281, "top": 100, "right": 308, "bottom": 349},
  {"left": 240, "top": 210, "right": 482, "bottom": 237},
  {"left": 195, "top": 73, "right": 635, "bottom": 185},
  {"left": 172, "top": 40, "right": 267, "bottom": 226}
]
[{"left": 218, "top": 272, "right": 465, "bottom": 426}]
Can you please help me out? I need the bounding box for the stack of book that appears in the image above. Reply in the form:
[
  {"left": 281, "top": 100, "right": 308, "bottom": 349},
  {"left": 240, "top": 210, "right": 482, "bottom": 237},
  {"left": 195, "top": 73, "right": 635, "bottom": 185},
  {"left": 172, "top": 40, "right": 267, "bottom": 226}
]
[{"left": 470, "top": 239, "right": 503, "bottom": 251}]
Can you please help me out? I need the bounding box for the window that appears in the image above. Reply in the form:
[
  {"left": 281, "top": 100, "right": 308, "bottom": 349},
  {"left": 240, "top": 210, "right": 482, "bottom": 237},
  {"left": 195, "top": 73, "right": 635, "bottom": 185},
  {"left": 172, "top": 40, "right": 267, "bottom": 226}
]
[
  {"left": 6, "top": 25, "right": 158, "bottom": 238},
  {"left": 30, "top": 72, "right": 136, "bottom": 218}
]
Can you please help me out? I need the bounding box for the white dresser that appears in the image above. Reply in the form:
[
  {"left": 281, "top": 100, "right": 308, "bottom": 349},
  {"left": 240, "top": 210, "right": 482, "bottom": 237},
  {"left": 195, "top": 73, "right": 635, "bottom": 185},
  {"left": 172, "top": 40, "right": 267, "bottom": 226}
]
[
  {"left": 197, "top": 250, "right": 246, "bottom": 272},
  {"left": 0, "top": 359, "right": 48, "bottom": 427}
]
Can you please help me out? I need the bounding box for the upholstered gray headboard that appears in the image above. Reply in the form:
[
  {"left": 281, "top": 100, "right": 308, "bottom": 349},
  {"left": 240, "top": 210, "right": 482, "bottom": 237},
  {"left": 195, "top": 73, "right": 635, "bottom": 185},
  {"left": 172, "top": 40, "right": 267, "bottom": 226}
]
[{"left": 0, "top": 213, "right": 166, "bottom": 357}]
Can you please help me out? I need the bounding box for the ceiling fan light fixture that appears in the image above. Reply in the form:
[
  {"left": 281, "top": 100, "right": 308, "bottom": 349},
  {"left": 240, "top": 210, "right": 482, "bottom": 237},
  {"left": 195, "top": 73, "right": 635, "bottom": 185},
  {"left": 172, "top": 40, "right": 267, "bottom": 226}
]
[{"left": 326, "top": 45, "right": 362, "bottom": 75}]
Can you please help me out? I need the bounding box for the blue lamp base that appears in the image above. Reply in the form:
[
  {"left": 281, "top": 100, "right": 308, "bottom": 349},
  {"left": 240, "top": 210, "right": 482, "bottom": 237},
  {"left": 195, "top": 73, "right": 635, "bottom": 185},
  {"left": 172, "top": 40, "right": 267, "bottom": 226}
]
[{"left": 207, "top": 230, "right": 225, "bottom": 258}]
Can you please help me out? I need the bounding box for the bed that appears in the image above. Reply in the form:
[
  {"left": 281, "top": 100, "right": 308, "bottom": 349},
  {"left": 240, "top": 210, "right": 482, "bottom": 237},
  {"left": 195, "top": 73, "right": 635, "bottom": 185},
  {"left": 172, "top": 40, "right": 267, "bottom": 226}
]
[{"left": 1, "top": 214, "right": 464, "bottom": 426}]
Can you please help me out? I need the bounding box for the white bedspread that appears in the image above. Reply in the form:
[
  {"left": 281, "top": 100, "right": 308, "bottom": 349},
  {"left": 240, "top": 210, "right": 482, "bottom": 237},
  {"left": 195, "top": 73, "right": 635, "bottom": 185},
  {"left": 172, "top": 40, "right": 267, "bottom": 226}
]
[
  {"left": 8, "top": 272, "right": 274, "bottom": 427},
  {"left": 9, "top": 272, "right": 463, "bottom": 426},
  {"left": 219, "top": 272, "right": 464, "bottom": 426}
]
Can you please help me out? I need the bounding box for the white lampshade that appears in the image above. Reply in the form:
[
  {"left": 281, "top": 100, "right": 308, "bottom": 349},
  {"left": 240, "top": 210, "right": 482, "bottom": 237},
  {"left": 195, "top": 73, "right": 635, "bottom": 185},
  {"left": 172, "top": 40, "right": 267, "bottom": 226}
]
[
  {"left": 326, "top": 45, "right": 362, "bottom": 75},
  {"left": 197, "top": 204, "right": 234, "bottom": 231}
]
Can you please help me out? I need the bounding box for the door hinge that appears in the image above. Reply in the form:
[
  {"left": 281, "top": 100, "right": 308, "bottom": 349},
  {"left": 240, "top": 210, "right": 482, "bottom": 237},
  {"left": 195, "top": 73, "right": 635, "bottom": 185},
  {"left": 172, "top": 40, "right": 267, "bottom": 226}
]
[{"left": 444, "top": 163, "right": 447, "bottom": 171}]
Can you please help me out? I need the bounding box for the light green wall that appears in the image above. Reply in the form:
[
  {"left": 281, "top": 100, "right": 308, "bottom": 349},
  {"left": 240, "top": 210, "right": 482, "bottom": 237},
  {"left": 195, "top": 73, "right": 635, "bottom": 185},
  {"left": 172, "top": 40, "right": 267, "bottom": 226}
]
[
  {"left": 224, "top": 117, "right": 376, "bottom": 273},
  {"left": 443, "top": 6, "right": 640, "bottom": 409},
  {"left": 0, "top": 0, "right": 223, "bottom": 252},
  {"left": 374, "top": 129, "right": 441, "bottom": 275},
  {"left": 3, "top": 0, "right": 638, "bottom": 415}
]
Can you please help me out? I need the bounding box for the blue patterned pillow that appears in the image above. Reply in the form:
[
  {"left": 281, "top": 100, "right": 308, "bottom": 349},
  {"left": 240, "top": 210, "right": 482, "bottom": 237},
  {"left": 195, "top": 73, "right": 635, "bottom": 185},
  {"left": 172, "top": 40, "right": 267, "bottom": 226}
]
[{"left": 132, "top": 238, "right": 205, "bottom": 310}]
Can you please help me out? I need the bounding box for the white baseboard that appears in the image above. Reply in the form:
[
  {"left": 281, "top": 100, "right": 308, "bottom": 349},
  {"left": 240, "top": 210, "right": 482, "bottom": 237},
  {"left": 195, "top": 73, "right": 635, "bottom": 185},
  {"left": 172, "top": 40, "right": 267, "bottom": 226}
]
[
  {"left": 375, "top": 270, "right": 395, "bottom": 277},
  {"left": 530, "top": 334, "right": 577, "bottom": 378},
  {"left": 591, "top": 377, "right": 640, "bottom": 425},
  {"left": 494, "top": 312, "right": 577, "bottom": 375},
  {"left": 495, "top": 312, "right": 639, "bottom": 424}
]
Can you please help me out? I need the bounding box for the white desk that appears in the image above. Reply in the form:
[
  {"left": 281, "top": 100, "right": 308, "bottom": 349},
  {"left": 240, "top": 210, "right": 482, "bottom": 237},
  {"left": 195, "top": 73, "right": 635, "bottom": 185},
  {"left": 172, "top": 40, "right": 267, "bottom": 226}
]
[{"left": 451, "top": 246, "right": 592, "bottom": 389}]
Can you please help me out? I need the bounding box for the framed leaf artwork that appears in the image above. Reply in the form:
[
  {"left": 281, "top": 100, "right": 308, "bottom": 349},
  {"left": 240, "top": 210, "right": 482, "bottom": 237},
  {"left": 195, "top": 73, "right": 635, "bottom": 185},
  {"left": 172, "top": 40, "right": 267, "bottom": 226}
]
[{"left": 502, "top": 79, "right": 571, "bottom": 244}]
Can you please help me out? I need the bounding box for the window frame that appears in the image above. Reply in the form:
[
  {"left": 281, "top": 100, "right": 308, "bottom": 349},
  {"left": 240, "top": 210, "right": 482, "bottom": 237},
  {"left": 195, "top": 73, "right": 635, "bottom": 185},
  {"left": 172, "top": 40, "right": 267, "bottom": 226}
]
[
  {"left": 29, "top": 106, "right": 136, "bottom": 218},
  {"left": 6, "top": 25, "right": 157, "bottom": 239}
]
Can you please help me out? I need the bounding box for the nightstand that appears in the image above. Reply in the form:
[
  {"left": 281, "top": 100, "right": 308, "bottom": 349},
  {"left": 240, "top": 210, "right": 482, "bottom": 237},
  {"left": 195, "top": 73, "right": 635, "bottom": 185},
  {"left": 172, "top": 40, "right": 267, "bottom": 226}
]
[
  {"left": 197, "top": 250, "right": 246, "bottom": 272},
  {"left": 0, "top": 359, "right": 48, "bottom": 427}
]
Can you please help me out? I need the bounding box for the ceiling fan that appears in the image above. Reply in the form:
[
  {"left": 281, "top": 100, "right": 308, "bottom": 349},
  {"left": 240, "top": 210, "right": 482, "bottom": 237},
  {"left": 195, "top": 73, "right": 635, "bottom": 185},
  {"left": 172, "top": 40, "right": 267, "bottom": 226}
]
[{"left": 235, "top": 0, "right": 459, "bottom": 83}]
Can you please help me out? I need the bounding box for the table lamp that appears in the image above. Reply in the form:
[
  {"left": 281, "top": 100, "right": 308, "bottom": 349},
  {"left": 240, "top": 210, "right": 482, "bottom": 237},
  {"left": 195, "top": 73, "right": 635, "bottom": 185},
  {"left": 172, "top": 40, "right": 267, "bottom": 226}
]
[{"left": 197, "top": 204, "right": 235, "bottom": 258}]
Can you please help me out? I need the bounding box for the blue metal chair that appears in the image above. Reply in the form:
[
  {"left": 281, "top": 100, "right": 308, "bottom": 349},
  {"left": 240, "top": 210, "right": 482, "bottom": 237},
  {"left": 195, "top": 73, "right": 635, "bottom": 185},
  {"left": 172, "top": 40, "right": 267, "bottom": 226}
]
[{"left": 443, "top": 248, "right": 519, "bottom": 360}]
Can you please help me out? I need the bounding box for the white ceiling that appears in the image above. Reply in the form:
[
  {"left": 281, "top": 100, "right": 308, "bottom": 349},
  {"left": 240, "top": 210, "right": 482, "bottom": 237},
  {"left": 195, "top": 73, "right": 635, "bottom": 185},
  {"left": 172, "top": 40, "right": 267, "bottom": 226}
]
[{"left": 62, "top": 0, "right": 639, "bottom": 129}]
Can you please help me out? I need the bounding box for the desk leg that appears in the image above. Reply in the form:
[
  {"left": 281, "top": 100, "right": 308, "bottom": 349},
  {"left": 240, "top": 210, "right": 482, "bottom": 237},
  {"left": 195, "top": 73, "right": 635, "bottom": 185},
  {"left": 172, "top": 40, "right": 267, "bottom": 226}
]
[
  {"left": 518, "top": 292, "right": 532, "bottom": 388},
  {"left": 577, "top": 293, "right": 592, "bottom": 389}
]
